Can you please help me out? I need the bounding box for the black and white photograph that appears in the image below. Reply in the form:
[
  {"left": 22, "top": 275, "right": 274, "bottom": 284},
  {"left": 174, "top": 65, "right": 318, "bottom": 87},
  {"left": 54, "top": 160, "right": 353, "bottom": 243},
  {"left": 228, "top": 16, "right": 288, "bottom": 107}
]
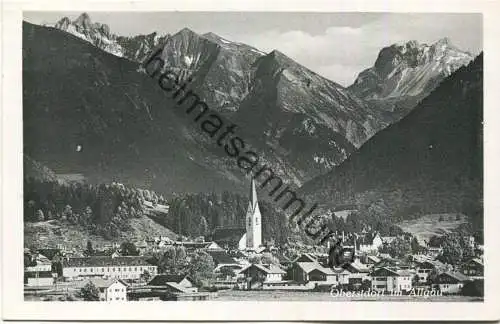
[{"left": 2, "top": 0, "right": 499, "bottom": 321}]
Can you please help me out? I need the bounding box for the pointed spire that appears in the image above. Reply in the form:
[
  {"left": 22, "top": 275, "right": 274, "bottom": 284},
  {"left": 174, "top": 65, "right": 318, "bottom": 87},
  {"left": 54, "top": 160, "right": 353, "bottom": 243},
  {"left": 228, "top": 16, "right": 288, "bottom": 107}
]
[{"left": 250, "top": 177, "right": 258, "bottom": 209}]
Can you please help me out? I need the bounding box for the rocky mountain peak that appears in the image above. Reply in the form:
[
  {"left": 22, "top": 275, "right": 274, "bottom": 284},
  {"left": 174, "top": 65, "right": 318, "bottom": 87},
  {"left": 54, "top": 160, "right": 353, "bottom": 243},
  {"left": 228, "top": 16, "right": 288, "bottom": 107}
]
[
  {"left": 349, "top": 37, "right": 473, "bottom": 100},
  {"left": 174, "top": 27, "right": 200, "bottom": 39},
  {"left": 74, "top": 12, "right": 92, "bottom": 29}
]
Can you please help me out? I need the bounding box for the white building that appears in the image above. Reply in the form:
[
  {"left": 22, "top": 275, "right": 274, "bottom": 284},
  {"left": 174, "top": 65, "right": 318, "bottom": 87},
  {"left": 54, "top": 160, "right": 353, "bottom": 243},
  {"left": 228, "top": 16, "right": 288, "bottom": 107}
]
[
  {"left": 62, "top": 256, "right": 157, "bottom": 281},
  {"left": 239, "top": 179, "right": 262, "bottom": 251},
  {"left": 25, "top": 253, "right": 52, "bottom": 272},
  {"left": 88, "top": 278, "right": 128, "bottom": 301},
  {"left": 371, "top": 267, "right": 413, "bottom": 293},
  {"left": 26, "top": 272, "right": 54, "bottom": 287},
  {"left": 358, "top": 232, "right": 383, "bottom": 253}
]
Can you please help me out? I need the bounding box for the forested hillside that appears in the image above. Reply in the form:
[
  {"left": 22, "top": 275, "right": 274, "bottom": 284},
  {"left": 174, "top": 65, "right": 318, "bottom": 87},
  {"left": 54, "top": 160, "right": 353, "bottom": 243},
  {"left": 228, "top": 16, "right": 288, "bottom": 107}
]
[
  {"left": 159, "top": 192, "right": 293, "bottom": 245},
  {"left": 301, "top": 54, "right": 483, "bottom": 231}
]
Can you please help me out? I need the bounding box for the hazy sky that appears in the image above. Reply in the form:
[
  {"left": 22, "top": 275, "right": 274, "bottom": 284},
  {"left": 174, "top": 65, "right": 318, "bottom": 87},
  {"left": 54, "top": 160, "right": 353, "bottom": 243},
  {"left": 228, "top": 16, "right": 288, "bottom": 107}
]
[{"left": 24, "top": 12, "right": 482, "bottom": 86}]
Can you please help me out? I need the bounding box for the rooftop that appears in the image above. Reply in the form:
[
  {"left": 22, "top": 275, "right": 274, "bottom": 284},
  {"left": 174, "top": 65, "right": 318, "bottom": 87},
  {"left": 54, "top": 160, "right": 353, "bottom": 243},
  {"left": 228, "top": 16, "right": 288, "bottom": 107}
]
[{"left": 63, "top": 256, "right": 154, "bottom": 267}]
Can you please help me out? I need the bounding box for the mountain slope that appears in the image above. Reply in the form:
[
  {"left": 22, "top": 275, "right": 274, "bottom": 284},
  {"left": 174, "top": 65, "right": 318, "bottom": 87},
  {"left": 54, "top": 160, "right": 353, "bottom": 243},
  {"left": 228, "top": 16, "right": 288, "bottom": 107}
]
[
  {"left": 54, "top": 13, "right": 169, "bottom": 62},
  {"left": 300, "top": 53, "right": 483, "bottom": 226},
  {"left": 151, "top": 31, "right": 383, "bottom": 177},
  {"left": 23, "top": 21, "right": 250, "bottom": 194}
]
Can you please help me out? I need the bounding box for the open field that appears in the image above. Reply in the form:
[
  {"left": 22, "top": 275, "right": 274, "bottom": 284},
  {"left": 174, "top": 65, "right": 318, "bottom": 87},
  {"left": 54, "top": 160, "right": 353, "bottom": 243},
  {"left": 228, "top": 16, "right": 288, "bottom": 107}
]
[
  {"left": 397, "top": 213, "right": 468, "bottom": 243},
  {"left": 213, "top": 290, "right": 482, "bottom": 302}
]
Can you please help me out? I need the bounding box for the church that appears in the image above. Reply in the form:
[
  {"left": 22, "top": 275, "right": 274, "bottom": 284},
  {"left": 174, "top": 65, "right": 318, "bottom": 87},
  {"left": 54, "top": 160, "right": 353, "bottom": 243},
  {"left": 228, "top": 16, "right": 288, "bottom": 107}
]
[
  {"left": 238, "top": 178, "right": 262, "bottom": 251},
  {"left": 210, "top": 178, "right": 263, "bottom": 251}
]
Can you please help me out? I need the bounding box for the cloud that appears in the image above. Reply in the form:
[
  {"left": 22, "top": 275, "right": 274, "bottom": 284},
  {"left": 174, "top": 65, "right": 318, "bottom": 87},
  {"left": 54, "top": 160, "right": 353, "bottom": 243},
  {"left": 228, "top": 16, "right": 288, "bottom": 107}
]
[{"left": 229, "top": 13, "right": 482, "bottom": 86}]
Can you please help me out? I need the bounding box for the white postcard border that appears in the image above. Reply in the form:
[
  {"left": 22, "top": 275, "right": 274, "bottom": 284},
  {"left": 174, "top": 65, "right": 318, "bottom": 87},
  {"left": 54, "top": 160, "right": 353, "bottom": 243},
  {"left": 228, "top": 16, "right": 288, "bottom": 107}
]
[{"left": 2, "top": 0, "right": 500, "bottom": 321}]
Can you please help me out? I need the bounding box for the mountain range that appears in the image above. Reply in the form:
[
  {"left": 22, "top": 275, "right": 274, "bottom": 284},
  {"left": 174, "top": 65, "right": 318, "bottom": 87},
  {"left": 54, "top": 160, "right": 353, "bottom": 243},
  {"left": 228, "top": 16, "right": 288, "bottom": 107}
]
[
  {"left": 24, "top": 12, "right": 481, "bottom": 227},
  {"left": 300, "top": 53, "right": 483, "bottom": 227}
]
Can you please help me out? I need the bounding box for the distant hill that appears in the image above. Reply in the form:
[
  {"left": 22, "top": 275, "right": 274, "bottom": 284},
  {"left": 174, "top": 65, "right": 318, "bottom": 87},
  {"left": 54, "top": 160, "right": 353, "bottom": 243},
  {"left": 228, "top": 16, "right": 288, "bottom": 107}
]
[
  {"left": 23, "top": 155, "right": 179, "bottom": 245},
  {"left": 300, "top": 53, "right": 483, "bottom": 228}
]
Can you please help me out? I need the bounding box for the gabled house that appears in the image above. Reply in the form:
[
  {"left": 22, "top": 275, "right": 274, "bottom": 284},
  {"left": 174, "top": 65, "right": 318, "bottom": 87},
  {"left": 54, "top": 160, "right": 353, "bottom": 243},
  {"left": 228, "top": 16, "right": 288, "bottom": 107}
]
[
  {"left": 357, "top": 232, "right": 383, "bottom": 253},
  {"left": 381, "top": 236, "right": 397, "bottom": 245},
  {"left": 461, "top": 258, "right": 483, "bottom": 279},
  {"left": 25, "top": 253, "right": 52, "bottom": 272},
  {"left": 238, "top": 264, "right": 286, "bottom": 289},
  {"left": 148, "top": 274, "right": 198, "bottom": 292},
  {"left": 415, "top": 260, "right": 445, "bottom": 283},
  {"left": 437, "top": 272, "right": 469, "bottom": 294},
  {"left": 293, "top": 253, "right": 317, "bottom": 263},
  {"left": 88, "top": 278, "right": 128, "bottom": 301},
  {"left": 205, "top": 241, "right": 223, "bottom": 251},
  {"left": 288, "top": 262, "right": 337, "bottom": 286},
  {"left": 207, "top": 250, "right": 244, "bottom": 273},
  {"left": 371, "top": 267, "right": 413, "bottom": 293}
]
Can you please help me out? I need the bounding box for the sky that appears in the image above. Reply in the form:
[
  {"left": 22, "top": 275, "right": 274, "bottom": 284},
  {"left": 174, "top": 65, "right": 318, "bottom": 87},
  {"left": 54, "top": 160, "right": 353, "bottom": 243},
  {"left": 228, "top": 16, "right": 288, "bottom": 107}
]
[{"left": 24, "top": 12, "right": 483, "bottom": 86}]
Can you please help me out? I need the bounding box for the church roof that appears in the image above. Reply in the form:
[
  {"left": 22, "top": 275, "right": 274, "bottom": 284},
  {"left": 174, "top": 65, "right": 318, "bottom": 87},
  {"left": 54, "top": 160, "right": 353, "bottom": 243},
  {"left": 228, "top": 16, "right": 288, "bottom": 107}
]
[
  {"left": 249, "top": 178, "right": 258, "bottom": 212},
  {"left": 211, "top": 227, "right": 246, "bottom": 246},
  {"left": 206, "top": 250, "right": 238, "bottom": 265}
]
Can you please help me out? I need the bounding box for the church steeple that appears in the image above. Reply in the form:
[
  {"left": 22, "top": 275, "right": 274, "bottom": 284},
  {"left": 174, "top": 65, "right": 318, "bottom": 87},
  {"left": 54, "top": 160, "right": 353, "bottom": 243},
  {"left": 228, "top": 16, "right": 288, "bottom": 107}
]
[
  {"left": 249, "top": 178, "right": 258, "bottom": 212},
  {"left": 242, "top": 177, "right": 262, "bottom": 250}
]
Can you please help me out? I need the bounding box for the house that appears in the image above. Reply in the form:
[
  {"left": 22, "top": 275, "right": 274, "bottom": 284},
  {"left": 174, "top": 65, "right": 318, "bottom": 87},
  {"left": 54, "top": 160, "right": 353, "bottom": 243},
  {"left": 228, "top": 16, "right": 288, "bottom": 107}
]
[
  {"left": 371, "top": 267, "right": 413, "bottom": 293},
  {"left": 461, "top": 258, "right": 484, "bottom": 279},
  {"left": 25, "top": 271, "right": 54, "bottom": 287},
  {"left": 467, "top": 235, "right": 475, "bottom": 248},
  {"left": 134, "top": 240, "right": 148, "bottom": 253},
  {"left": 62, "top": 256, "right": 157, "bottom": 281},
  {"left": 148, "top": 274, "right": 198, "bottom": 292},
  {"left": 357, "top": 232, "right": 383, "bottom": 253},
  {"left": 89, "top": 278, "right": 128, "bottom": 301},
  {"left": 207, "top": 250, "right": 244, "bottom": 273},
  {"left": 361, "top": 255, "right": 381, "bottom": 266},
  {"left": 36, "top": 249, "right": 62, "bottom": 261},
  {"left": 437, "top": 272, "right": 469, "bottom": 294},
  {"left": 345, "top": 260, "right": 372, "bottom": 288},
  {"left": 205, "top": 241, "right": 223, "bottom": 250},
  {"left": 288, "top": 262, "right": 337, "bottom": 286},
  {"left": 345, "top": 260, "right": 370, "bottom": 274},
  {"left": 25, "top": 253, "right": 52, "bottom": 272},
  {"left": 293, "top": 253, "right": 317, "bottom": 263},
  {"left": 238, "top": 264, "right": 286, "bottom": 289},
  {"left": 381, "top": 236, "right": 397, "bottom": 245},
  {"left": 333, "top": 267, "right": 351, "bottom": 285},
  {"left": 415, "top": 260, "right": 445, "bottom": 283}
]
